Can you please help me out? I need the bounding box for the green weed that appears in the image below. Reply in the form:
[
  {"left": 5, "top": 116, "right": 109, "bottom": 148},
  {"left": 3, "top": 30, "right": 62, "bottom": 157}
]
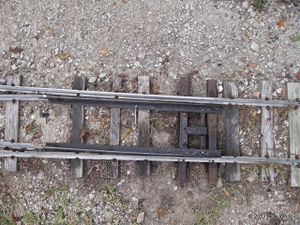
[{"left": 254, "top": 0, "right": 268, "bottom": 11}]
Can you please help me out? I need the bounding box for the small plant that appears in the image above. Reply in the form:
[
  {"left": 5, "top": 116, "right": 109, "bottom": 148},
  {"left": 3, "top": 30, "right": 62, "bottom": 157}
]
[
  {"left": 0, "top": 206, "right": 15, "bottom": 225},
  {"left": 254, "top": 0, "right": 268, "bottom": 11},
  {"left": 149, "top": 117, "right": 168, "bottom": 137}
]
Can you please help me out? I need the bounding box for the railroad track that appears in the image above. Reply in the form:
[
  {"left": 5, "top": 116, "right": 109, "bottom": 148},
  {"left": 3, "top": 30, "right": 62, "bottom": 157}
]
[{"left": 0, "top": 75, "right": 299, "bottom": 186}]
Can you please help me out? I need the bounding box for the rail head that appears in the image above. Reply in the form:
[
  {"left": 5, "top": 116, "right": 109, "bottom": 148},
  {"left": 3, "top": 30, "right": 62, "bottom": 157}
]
[
  {"left": 0, "top": 142, "right": 299, "bottom": 165},
  {"left": 1, "top": 85, "right": 300, "bottom": 107}
]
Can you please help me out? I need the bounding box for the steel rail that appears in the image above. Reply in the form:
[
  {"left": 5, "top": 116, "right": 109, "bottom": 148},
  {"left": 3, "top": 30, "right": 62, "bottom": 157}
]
[
  {"left": 0, "top": 94, "right": 47, "bottom": 101},
  {"left": 0, "top": 149, "right": 298, "bottom": 165},
  {"left": 0, "top": 142, "right": 220, "bottom": 157},
  {"left": 47, "top": 96, "right": 221, "bottom": 113},
  {"left": 0, "top": 142, "right": 299, "bottom": 164},
  {"left": 45, "top": 143, "right": 221, "bottom": 157},
  {"left": 1, "top": 85, "right": 299, "bottom": 107}
]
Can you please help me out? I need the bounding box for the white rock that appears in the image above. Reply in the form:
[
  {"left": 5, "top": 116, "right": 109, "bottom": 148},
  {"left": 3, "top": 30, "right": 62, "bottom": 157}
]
[
  {"left": 217, "top": 85, "right": 223, "bottom": 93},
  {"left": 88, "top": 193, "right": 95, "bottom": 199},
  {"left": 49, "top": 62, "right": 55, "bottom": 68},
  {"left": 11, "top": 64, "right": 17, "bottom": 70},
  {"left": 203, "top": 55, "right": 211, "bottom": 62},
  {"left": 247, "top": 174, "right": 256, "bottom": 182},
  {"left": 250, "top": 42, "right": 259, "bottom": 52},
  {"left": 88, "top": 77, "right": 97, "bottom": 83},
  {"left": 99, "top": 73, "right": 106, "bottom": 79},
  {"left": 134, "top": 61, "right": 141, "bottom": 67},
  {"left": 137, "top": 212, "right": 145, "bottom": 224},
  {"left": 0, "top": 79, "right": 6, "bottom": 85},
  {"left": 37, "top": 172, "right": 44, "bottom": 180},
  {"left": 169, "top": 72, "right": 177, "bottom": 79},
  {"left": 242, "top": 1, "right": 249, "bottom": 9},
  {"left": 250, "top": 11, "right": 256, "bottom": 18},
  {"left": 216, "top": 178, "right": 223, "bottom": 188}
]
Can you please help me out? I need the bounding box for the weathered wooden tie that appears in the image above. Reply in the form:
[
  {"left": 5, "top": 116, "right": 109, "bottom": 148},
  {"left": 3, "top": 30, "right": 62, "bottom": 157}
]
[
  {"left": 288, "top": 82, "right": 300, "bottom": 187},
  {"left": 137, "top": 76, "right": 151, "bottom": 176},
  {"left": 260, "top": 81, "right": 275, "bottom": 183},
  {"left": 4, "top": 75, "right": 20, "bottom": 172},
  {"left": 70, "top": 76, "right": 86, "bottom": 178},
  {"left": 177, "top": 76, "right": 190, "bottom": 185},
  {"left": 108, "top": 77, "right": 122, "bottom": 178},
  {"left": 207, "top": 80, "right": 218, "bottom": 185},
  {"left": 224, "top": 81, "right": 241, "bottom": 182}
]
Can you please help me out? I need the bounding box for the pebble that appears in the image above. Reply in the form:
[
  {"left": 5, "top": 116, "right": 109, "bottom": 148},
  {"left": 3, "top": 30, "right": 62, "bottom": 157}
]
[
  {"left": 169, "top": 72, "right": 177, "bottom": 79},
  {"left": 247, "top": 174, "right": 256, "bottom": 182},
  {"left": 37, "top": 172, "right": 44, "bottom": 180},
  {"left": 88, "top": 77, "right": 97, "bottom": 83},
  {"left": 49, "top": 62, "right": 55, "bottom": 68},
  {"left": 217, "top": 85, "right": 223, "bottom": 93},
  {"left": 216, "top": 178, "right": 223, "bottom": 188},
  {"left": 242, "top": 2, "right": 249, "bottom": 9},
  {"left": 250, "top": 42, "right": 259, "bottom": 52},
  {"left": 132, "top": 197, "right": 139, "bottom": 208},
  {"left": 88, "top": 193, "right": 95, "bottom": 199},
  {"left": 99, "top": 73, "right": 106, "bottom": 79},
  {"left": 0, "top": 79, "right": 6, "bottom": 85},
  {"left": 85, "top": 206, "right": 92, "bottom": 211},
  {"left": 11, "top": 64, "right": 17, "bottom": 70},
  {"left": 250, "top": 10, "right": 256, "bottom": 18},
  {"left": 134, "top": 61, "right": 141, "bottom": 67},
  {"left": 137, "top": 212, "right": 145, "bottom": 224},
  {"left": 203, "top": 54, "right": 211, "bottom": 62}
]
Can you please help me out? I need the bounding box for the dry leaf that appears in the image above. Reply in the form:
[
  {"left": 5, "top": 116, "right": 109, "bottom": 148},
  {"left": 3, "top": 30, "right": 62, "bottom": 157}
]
[
  {"left": 25, "top": 122, "right": 35, "bottom": 134},
  {"left": 248, "top": 62, "right": 258, "bottom": 68},
  {"left": 90, "top": 114, "right": 101, "bottom": 122},
  {"left": 66, "top": 134, "right": 71, "bottom": 143},
  {"left": 296, "top": 70, "right": 300, "bottom": 80},
  {"left": 253, "top": 91, "right": 260, "bottom": 99},
  {"left": 26, "top": 122, "right": 39, "bottom": 135},
  {"left": 281, "top": 86, "right": 286, "bottom": 97},
  {"left": 156, "top": 208, "right": 169, "bottom": 216},
  {"left": 223, "top": 188, "right": 230, "bottom": 197},
  {"left": 103, "top": 117, "right": 111, "bottom": 123},
  {"left": 118, "top": 73, "right": 127, "bottom": 78},
  {"left": 245, "top": 34, "right": 250, "bottom": 43},
  {"left": 277, "top": 19, "right": 284, "bottom": 27},
  {"left": 80, "top": 129, "right": 89, "bottom": 139},
  {"left": 292, "top": 194, "right": 300, "bottom": 214},
  {"left": 32, "top": 130, "right": 42, "bottom": 140},
  {"left": 274, "top": 108, "right": 279, "bottom": 117},
  {"left": 292, "top": 203, "right": 300, "bottom": 214},
  {"left": 252, "top": 111, "right": 257, "bottom": 117},
  {"left": 186, "top": 70, "right": 199, "bottom": 78},
  {"left": 100, "top": 49, "right": 108, "bottom": 55},
  {"left": 121, "top": 128, "right": 131, "bottom": 141},
  {"left": 56, "top": 52, "right": 70, "bottom": 60},
  {"left": 9, "top": 47, "right": 23, "bottom": 53},
  {"left": 151, "top": 82, "right": 160, "bottom": 94},
  {"left": 46, "top": 27, "right": 55, "bottom": 36}
]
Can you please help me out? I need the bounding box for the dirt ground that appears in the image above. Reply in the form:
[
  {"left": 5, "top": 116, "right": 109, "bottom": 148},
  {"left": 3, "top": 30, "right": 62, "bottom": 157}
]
[{"left": 1, "top": 0, "right": 300, "bottom": 224}]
